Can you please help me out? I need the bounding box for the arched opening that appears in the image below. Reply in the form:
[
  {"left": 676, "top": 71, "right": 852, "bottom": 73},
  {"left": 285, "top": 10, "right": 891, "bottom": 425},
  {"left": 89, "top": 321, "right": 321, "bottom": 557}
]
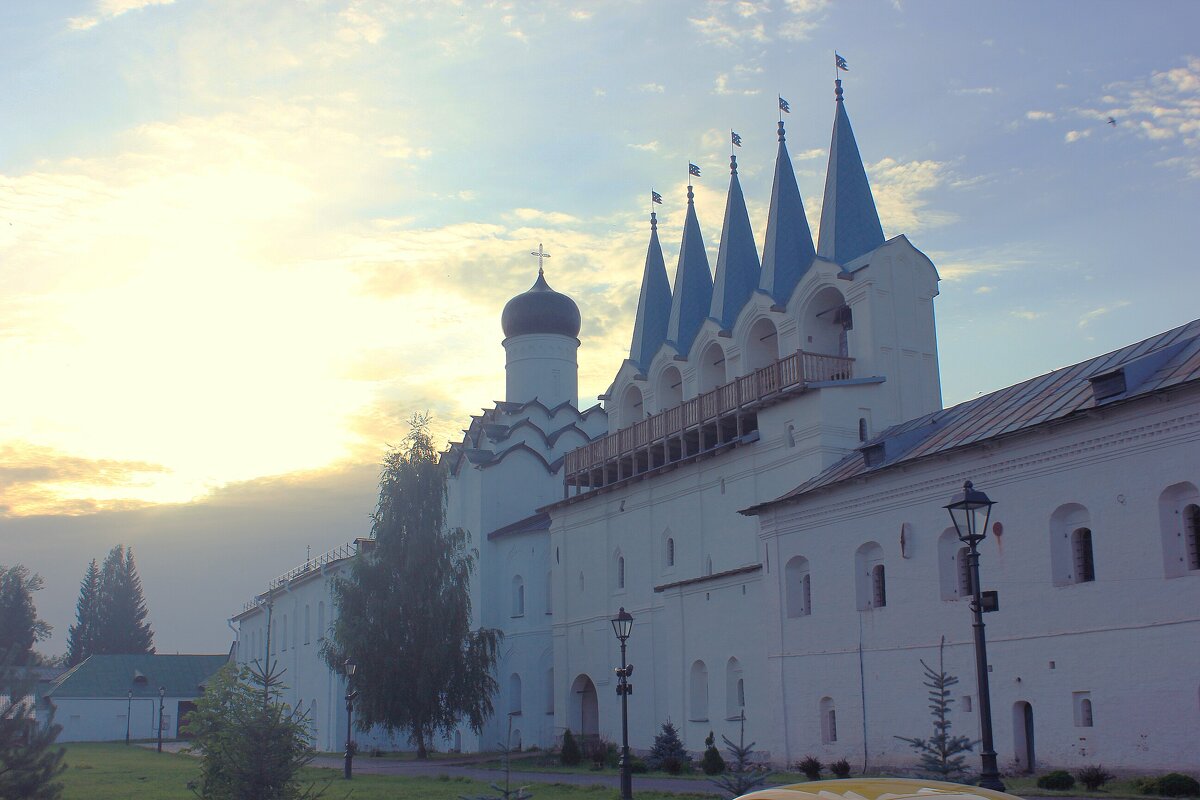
[
  {"left": 615, "top": 552, "right": 626, "bottom": 590},
  {"left": 725, "top": 657, "right": 744, "bottom": 719},
  {"left": 619, "top": 384, "right": 645, "bottom": 428},
  {"left": 509, "top": 673, "right": 522, "bottom": 714},
  {"left": 819, "top": 697, "right": 837, "bottom": 744},
  {"left": 657, "top": 365, "right": 683, "bottom": 410},
  {"left": 1071, "top": 528, "right": 1096, "bottom": 583},
  {"left": 855, "top": 542, "right": 885, "bottom": 610},
  {"left": 512, "top": 575, "right": 525, "bottom": 616},
  {"left": 785, "top": 556, "right": 811, "bottom": 617},
  {"left": 317, "top": 601, "right": 325, "bottom": 641},
  {"left": 569, "top": 674, "right": 599, "bottom": 738},
  {"left": 698, "top": 342, "right": 727, "bottom": 393},
  {"left": 689, "top": 661, "right": 709, "bottom": 721},
  {"left": 1013, "top": 701, "right": 1035, "bottom": 773},
  {"left": 1050, "top": 503, "right": 1090, "bottom": 586},
  {"left": 510, "top": 728, "right": 522, "bottom": 751},
  {"left": 665, "top": 535, "right": 675, "bottom": 568},
  {"left": 280, "top": 615, "right": 288, "bottom": 651},
  {"left": 802, "top": 286, "right": 851, "bottom": 357},
  {"left": 745, "top": 317, "right": 780, "bottom": 371},
  {"left": 1158, "top": 483, "right": 1200, "bottom": 577}
]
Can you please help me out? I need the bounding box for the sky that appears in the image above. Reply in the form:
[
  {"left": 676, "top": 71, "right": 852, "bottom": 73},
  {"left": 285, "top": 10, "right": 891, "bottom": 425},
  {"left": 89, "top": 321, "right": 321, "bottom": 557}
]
[{"left": 2, "top": 0, "right": 1199, "bottom": 655}]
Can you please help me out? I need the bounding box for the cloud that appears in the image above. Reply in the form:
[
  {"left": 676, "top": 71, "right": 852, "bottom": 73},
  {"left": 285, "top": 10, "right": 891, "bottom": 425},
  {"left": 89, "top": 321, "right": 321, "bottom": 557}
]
[
  {"left": 867, "top": 158, "right": 957, "bottom": 233},
  {"left": 713, "top": 73, "right": 762, "bottom": 96},
  {"left": 974, "top": 285, "right": 994, "bottom": 294},
  {"left": 1025, "top": 110, "right": 1056, "bottom": 121},
  {"left": 506, "top": 208, "right": 581, "bottom": 225},
  {"left": 925, "top": 246, "right": 1036, "bottom": 282},
  {"left": 0, "top": 443, "right": 169, "bottom": 517},
  {"left": 689, "top": 0, "right": 827, "bottom": 47},
  {"left": 68, "top": 0, "right": 174, "bottom": 30},
  {"left": 1078, "top": 301, "right": 1130, "bottom": 328},
  {"left": 627, "top": 141, "right": 660, "bottom": 152},
  {"left": 639, "top": 83, "right": 666, "bottom": 94},
  {"left": 953, "top": 87, "right": 998, "bottom": 96},
  {"left": 1065, "top": 129, "right": 1092, "bottom": 143},
  {"left": 793, "top": 148, "right": 825, "bottom": 161},
  {"left": 1011, "top": 309, "right": 1044, "bottom": 321}
]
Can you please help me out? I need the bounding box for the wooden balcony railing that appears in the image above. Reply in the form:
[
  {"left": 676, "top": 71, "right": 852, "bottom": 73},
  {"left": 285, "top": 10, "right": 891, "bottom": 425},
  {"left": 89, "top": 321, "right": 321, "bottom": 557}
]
[{"left": 565, "top": 350, "right": 852, "bottom": 478}]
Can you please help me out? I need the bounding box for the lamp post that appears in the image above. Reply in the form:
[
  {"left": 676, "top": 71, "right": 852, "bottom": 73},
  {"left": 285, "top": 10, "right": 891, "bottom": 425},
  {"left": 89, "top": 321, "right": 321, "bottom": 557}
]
[
  {"left": 611, "top": 607, "right": 634, "bottom": 800},
  {"left": 126, "top": 690, "right": 133, "bottom": 745},
  {"left": 156, "top": 686, "right": 166, "bottom": 753},
  {"left": 344, "top": 658, "right": 358, "bottom": 780},
  {"left": 945, "top": 480, "right": 1005, "bottom": 792}
]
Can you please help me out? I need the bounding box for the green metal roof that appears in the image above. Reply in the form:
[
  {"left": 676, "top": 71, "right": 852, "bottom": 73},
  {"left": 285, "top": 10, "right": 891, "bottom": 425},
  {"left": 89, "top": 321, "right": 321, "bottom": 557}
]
[{"left": 45, "top": 654, "right": 229, "bottom": 700}]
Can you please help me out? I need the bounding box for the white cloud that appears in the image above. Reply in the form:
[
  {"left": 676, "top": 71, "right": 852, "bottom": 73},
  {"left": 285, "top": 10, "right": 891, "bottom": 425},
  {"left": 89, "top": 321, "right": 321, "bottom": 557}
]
[
  {"left": 1025, "top": 110, "right": 1056, "bottom": 121},
  {"left": 1078, "top": 301, "right": 1130, "bottom": 328},
  {"left": 1065, "top": 129, "right": 1091, "bottom": 143},
  {"left": 953, "top": 87, "right": 998, "bottom": 96},
  {"left": 1011, "top": 309, "right": 1043, "bottom": 320},
  {"left": 628, "top": 141, "right": 660, "bottom": 152},
  {"left": 639, "top": 83, "right": 666, "bottom": 94},
  {"left": 868, "top": 158, "right": 957, "bottom": 233},
  {"left": 974, "top": 285, "right": 994, "bottom": 294},
  {"left": 68, "top": 0, "right": 174, "bottom": 30}
]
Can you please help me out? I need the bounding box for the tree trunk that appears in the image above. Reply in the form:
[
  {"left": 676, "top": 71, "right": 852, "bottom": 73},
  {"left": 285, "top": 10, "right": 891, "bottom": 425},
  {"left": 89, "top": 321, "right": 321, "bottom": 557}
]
[{"left": 416, "top": 733, "right": 428, "bottom": 759}]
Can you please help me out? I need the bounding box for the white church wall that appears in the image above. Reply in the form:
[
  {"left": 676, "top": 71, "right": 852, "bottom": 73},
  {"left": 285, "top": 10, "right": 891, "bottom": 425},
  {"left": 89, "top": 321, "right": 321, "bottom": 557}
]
[{"left": 758, "top": 382, "right": 1200, "bottom": 771}]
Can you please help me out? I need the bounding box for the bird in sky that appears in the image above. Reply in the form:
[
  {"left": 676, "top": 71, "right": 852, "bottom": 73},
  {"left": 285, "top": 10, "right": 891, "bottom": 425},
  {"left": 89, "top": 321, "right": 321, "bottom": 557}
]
[{"left": 1107, "top": 116, "right": 1117, "bottom": 126}]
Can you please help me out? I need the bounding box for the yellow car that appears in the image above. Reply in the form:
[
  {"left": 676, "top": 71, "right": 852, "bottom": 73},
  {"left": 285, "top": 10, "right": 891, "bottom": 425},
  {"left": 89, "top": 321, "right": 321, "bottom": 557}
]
[{"left": 736, "top": 778, "right": 1025, "bottom": 800}]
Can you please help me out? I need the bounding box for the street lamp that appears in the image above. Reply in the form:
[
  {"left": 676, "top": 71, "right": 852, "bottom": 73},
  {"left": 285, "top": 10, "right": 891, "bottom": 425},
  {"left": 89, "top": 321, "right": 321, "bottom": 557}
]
[
  {"left": 156, "top": 686, "right": 166, "bottom": 753},
  {"left": 126, "top": 690, "right": 133, "bottom": 745},
  {"left": 945, "top": 480, "right": 1005, "bottom": 792},
  {"left": 344, "top": 658, "right": 358, "bottom": 780},
  {"left": 611, "top": 607, "right": 634, "bottom": 800}
]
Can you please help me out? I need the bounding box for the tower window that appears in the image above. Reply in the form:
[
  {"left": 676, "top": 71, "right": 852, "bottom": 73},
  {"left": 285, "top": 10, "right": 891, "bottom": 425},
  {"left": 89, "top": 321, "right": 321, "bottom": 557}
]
[
  {"left": 667, "top": 537, "right": 675, "bottom": 567},
  {"left": 1185, "top": 504, "right": 1200, "bottom": 571},
  {"left": 1072, "top": 528, "right": 1095, "bottom": 583},
  {"left": 872, "top": 564, "right": 887, "bottom": 608}
]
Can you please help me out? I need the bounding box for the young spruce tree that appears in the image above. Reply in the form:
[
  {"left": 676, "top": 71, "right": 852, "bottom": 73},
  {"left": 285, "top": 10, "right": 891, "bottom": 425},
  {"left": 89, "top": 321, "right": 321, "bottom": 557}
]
[
  {"left": 894, "top": 637, "right": 978, "bottom": 779},
  {"left": 324, "top": 414, "right": 501, "bottom": 758},
  {"left": 96, "top": 545, "right": 155, "bottom": 655},
  {"left": 710, "top": 713, "right": 769, "bottom": 799},
  {"left": 65, "top": 560, "right": 100, "bottom": 666}
]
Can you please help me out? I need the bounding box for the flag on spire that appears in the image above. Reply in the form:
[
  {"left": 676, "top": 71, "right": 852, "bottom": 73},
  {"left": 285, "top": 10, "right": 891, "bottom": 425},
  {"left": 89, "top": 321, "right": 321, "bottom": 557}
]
[
  {"left": 779, "top": 96, "right": 791, "bottom": 113},
  {"left": 835, "top": 52, "right": 849, "bottom": 71},
  {"left": 731, "top": 131, "right": 743, "bottom": 147},
  {"left": 689, "top": 162, "right": 701, "bottom": 177},
  {"left": 652, "top": 190, "right": 663, "bottom": 205}
]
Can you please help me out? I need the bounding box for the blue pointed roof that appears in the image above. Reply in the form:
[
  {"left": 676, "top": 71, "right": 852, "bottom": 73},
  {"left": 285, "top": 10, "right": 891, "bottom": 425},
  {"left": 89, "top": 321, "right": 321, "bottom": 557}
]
[
  {"left": 817, "top": 79, "right": 885, "bottom": 265},
  {"left": 628, "top": 212, "right": 672, "bottom": 370},
  {"left": 759, "top": 120, "right": 817, "bottom": 306},
  {"left": 666, "top": 185, "right": 714, "bottom": 357},
  {"left": 709, "top": 155, "right": 761, "bottom": 330}
]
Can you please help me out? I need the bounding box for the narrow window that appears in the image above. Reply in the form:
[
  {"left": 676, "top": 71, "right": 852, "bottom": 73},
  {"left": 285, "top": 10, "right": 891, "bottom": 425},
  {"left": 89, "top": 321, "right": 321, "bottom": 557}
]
[
  {"left": 1186, "top": 504, "right": 1200, "bottom": 571},
  {"left": 820, "top": 697, "right": 837, "bottom": 743},
  {"left": 690, "top": 661, "right": 709, "bottom": 721},
  {"left": 280, "top": 615, "right": 288, "bottom": 651},
  {"left": 1073, "top": 691, "right": 1094, "bottom": 727},
  {"left": 318, "top": 601, "right": 325, "bottom": 641},
  {"left": 1072, "top": 528, "right": 1095, "bottom": 583},
  {"left": 304, "top": 604, "right": 311, "bottom": 645},
  {"left": 858, "top": 417, "right": 868, "bottom": 442},
  {"left": 545, "top": 571, "right": 553, "bottom": 614},
  {"left": 617, "top": 556, "right": 625, "bottom": 589},
  {"left": 667, "top": 538, "right": 675, "bottom": 567},
  {"left": 737, "top": 678, "right": 745, "bottom": 708},
  {"left": 872, "top": 564, "right": 887, "bottom": 608},
  {"left": 509, "top": 673, "right": 522, "bottom": 714},
  {"left": 546, "top": 668, "right": 554, "bottom": 715},
  {"left": 785, "top": 556, "right": 812, "bottom": 618},
  {"left": 512, "top": 575, "right": 525, "bottom": 616}
]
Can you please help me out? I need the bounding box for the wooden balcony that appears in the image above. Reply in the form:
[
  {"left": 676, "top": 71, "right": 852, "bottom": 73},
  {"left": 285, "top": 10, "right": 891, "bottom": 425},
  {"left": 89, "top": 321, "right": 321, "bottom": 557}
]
[{"left": 564, "top": 350, "right": 852, "bottom": 492}]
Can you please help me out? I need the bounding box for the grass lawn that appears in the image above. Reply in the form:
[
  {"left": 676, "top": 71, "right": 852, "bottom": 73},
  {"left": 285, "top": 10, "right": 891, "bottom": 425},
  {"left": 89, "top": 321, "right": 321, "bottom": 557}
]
[{"left": 57, "top": 743, "right": 714, "bottom": 800}]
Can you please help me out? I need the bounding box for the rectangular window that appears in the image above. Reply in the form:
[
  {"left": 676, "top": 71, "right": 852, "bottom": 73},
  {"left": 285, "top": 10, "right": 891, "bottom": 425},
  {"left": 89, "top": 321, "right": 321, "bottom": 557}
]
[
  {"left": 962, "top": 695, "right": 973, "bottom": 712},
  {"left": 1073, "top": 528, "right": 1095, "bottom": 583}
]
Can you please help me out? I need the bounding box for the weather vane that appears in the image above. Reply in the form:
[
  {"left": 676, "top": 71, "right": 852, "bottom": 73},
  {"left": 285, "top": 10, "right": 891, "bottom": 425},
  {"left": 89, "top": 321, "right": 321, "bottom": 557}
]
[{"left": 530, "top": 243, "right": 551, "bottom": 275}]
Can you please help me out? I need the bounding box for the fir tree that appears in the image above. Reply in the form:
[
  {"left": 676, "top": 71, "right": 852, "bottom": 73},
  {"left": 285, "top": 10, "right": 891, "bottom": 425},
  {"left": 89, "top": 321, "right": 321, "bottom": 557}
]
[
  {"left": 646, "top": 720, "right": 691, "bottom": 774},
  {"left": 701, "top": 730, "right": 726, "bottom": 775},
  {"left": 0, "top": 651, "right": 66, "bottom": 799},
  {"left": 559, "top": 729, "right": 581, "bottom": 766},
  {"left": 95, "top": 546, "right": 155, "bottom": 655},
  {"left": 894, "top": 637, "right": 978, "bottom": 779},
  {"left": 65, "top": 560, "right": 100, "bottom": 667},
  {"left": 710, "top": 713, "right": 769, "bottom": 799},
  {"left": 324, "top": 414, "right": 501, "bottom": 759},
  {"left": 0, "top": 565, "right": 51, "bottom": 666}
]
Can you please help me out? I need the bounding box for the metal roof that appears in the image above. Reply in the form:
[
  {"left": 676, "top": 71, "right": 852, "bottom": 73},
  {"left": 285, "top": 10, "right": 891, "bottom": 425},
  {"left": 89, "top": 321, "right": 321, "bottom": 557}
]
[
  {"left": 45, "top": 654, "right": 229, "bottom": 700},
  {"left": 744, "top": 318, "right": 1200, "bottom": 515}
]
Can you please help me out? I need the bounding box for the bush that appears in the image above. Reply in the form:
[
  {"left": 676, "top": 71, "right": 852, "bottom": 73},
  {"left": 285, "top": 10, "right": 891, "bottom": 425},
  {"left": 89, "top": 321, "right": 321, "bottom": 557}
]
[
  {"left": 830, "top": 758, "right": 851, "bottom": 778},
  {"left": 701, "top": 730, "right": 726, "bottom": 775},
  {"left": 646, "top": 721, "right": 692, "bottom": 774},
  {"left": 560, "top": 729, "right": 581, "bottom": 766},
  {"left": 1037, "top": 770, "right": 1076, "bottom": 790},
  {"left": 1076, "top": 765, "right": 1115, "bottom": 791},
  {"left": 588, "top": 737, "right": 614, "bottom": 769},
  {"left": 1139, "top": 773, "right": 1200, "bottom": 797},
  {"left": 796, "top": 756, "right": 823, "bottom": 780},
  {"left": 630, "top": 757, "right": 648, "bottom": 774}
]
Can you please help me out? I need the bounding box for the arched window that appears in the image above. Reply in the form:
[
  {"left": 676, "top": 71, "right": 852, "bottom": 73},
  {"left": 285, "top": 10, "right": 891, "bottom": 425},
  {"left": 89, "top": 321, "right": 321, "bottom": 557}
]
[
  {"left": 698, "top": 342, "right": 727, "bottom": 393},
  {"left": 1160, "top": 483, "right": 1200, "bottom": 577},
  {"left": 802, "top": 286, "right": 850, "bottom": 358},
  {"left": 509, "top": 673, "right": 522, "bottom": 714},
  {"left": 512, "top": 575, "right": 525, "bottom": 616},
  {"left": 820, "top": 697, "right": 837, "bottom": 743},
  {"left": 317, "top": 601, "right": 325, "bottom": 641},
  {"left": 1072, "top": 528, "right": 1095, "bottom": 583},
  {"left": 616, "top": 554, "right": 626, "bottom": 590},
  {"left": 725, "top": 657, "right": 744, "bottom": 719},
  {"left": 666, "top": 537, "right": 675, "bottom": 567},
  {"left": 620, "top": 384, "right": 645, "bottom": 429},
  {"left": 1073, "top": 691, "right": 1094, "bottom": 727},
  {"left": 689, "top": 661, "right": 709, "bottom": 721},
  {"left": 304, "top": 604, "right": 311, "bottom": 645},
  {"left": 855, "top": 542, "right": 885, "bottom": 610},
  {"left": 657, "top": 366, "right": 683, "bottom": 410},
  {"left": 785, "top": 556, "right": 812, "bottom": 617},
  {"left": 745, "top": 318, "right": 780, "bottom": 371},
  {"left": 705, "top": 555, "right": 713, "bottom": 576}
]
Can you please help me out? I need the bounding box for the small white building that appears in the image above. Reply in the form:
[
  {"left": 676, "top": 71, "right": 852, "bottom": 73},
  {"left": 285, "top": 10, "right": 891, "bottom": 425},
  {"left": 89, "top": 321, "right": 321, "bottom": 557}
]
[{"left": 41, "top": 653, "right": 228, "bottom": 742}]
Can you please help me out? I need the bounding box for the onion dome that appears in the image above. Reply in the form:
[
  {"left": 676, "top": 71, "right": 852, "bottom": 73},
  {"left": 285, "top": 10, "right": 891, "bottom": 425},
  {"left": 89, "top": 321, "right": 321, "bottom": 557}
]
[{"left": 501, "top": 269, "right": 582, "bottom": 339}]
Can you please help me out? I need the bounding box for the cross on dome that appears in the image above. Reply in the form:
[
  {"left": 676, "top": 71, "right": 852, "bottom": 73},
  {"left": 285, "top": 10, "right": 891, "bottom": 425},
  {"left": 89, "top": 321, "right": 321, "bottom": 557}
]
[{"left": 530, "top": 243, "right": 551, "bottom": 275}]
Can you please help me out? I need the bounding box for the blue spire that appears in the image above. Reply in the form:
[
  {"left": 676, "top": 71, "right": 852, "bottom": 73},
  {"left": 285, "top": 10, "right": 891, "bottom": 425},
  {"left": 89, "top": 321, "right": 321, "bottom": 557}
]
[
  {"left": 817, "top": 79, "right": 885, "bottom": 265},
  {"left": 628, "top": 211, "right": 672, "bottom": 370},
  {"left": 710, "top": 155, "right": 761, "bottom": 330},
  {"left": 666, "top": 185, "right": 714, "bottom": 357},
  {"left": 759, "top": 119, "right": 817, "bottom": 306}
]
